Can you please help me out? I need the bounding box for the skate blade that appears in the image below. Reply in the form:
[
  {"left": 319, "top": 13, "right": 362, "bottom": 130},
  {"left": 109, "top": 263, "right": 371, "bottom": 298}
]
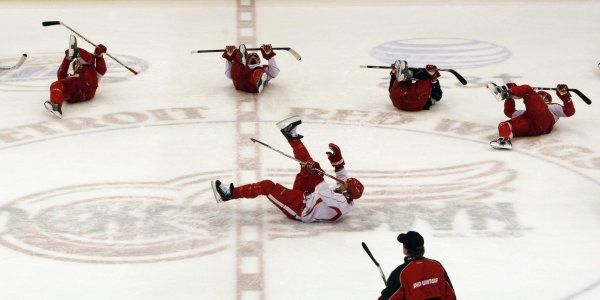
[
  {"left": 490, "top": 141, "right": 512, "bottom": 150},
  {"left": 276, "top": 115, "right": 301, "bottom": 129},
  {"left": 44, "top": 102, "right": 62, "bottom": 119},
  {"left": 211, "top": 180, "right": 223, "bottom": 203}
]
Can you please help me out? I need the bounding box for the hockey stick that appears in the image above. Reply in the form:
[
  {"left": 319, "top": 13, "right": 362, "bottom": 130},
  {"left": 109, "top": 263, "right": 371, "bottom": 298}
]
[
  {"left": 360, "top": 65, "right": 467, "bottom": 85},
  {"left": 0, "top": 54, "right": 27, "bottom": 70},
  {"left": 362, "top": 242, "right": 387, "bottom": 285},
  {"left": 191, "top": 47, "right": 302, "bottom": 61},
  {"left": 42, "top": 21, "right": 138, "bottom": 75},
  {"left": 250, "top": 138, "right": 345, "bottom": 183},
  {"left": 532, "top": 87, "right": 592, "bottom": 105}
]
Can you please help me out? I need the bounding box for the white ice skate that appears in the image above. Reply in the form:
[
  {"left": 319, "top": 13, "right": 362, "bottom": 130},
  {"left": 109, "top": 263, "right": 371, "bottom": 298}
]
[
  {"left": 68, "top": 35, "right": 79, "bottom": 61},
  {"left": 44, "top": 100, "right": 63, "bottom": 118},
  {"left": 211, "top": 180, "right": 233, "bottom": 203},
  {"left": 394, "top": 59, "right": 409, "bottom": 82},
  {"left": 487, "top": 82, "right": 510, "bottom": 102},
  {"left": 490, "top": 137, "right": 512, "bottom": 150},
  {"left": 239, "top": 44, "right": 247, "bottom": 65}
]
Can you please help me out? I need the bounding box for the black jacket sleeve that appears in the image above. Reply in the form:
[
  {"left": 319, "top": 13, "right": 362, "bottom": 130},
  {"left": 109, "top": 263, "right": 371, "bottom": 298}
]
[{"left": 379, "top": 263, "right": 406, "bottom": 300}]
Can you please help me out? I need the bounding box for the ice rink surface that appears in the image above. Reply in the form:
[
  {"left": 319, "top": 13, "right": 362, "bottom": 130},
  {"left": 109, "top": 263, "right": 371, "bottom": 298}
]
[{"left": 0, "top": 0, "right": 599, "bottom": 299}]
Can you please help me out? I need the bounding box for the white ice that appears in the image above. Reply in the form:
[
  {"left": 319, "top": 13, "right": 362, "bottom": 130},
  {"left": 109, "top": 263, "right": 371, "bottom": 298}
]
[{"left": 0, "top": 1, "right": 599, "bottom": 299}]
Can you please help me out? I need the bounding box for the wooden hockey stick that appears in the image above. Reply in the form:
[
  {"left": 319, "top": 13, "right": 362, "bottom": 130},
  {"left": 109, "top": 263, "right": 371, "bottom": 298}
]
[
  {"left": 191, "top": 47, "right": 302, "bottom": 61},
  {"left": 362, "top": 242, "right": 387, "bottom": 285},
  {"left": 360, "top": 65, "right": 467, "bottom": 85},
  {"left": 250, "top": 138, "right": 344, "bottom": 183},
  {"left": 0, "top": 54, "right": 27, "bottom": 70},
  {"left": 42, "top": 21, "right": 138, "bottom": 75},
  {"left": 532, "top": 87, "right": 592, "bottom": 105}
]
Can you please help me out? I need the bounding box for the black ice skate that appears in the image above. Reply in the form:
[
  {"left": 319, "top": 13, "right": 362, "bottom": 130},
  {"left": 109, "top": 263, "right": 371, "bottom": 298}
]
[
  {"left": 490, "top": 137, "right": 513, "bottom": 150},
  {"left": 394, "top": 59, "right": 410, "bottom": 82},
  {"left": 238, "top": 44, "right": 247, "bottom": 65},
  {"left": 487, "top": 82, "right": 510, "bottom": 101},
  {"left": 44, "top": 100, "right": 63, "bottom": 118},
  {"left": 276, "top": 116, "right": 303, "bottom": 141},
  {"left": 211, "top": 180, "right": 234, "bottom": 203}
]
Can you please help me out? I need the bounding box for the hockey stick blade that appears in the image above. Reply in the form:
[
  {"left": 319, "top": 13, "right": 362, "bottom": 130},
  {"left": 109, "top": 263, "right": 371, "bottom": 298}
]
[
  {"left": 286, "top": 48, "right": 302, "bottom": 61},
  {"left": 570, "top": 89, "right": 592, "bottom": 105},
  {"left": 362, "top": 242, "right": 380, "bottom": 266},
  {"left": 441, "top": 69, "right": 467, "bottom": 85},
  {"left": 42, "top": 21, "right": 61, "bottom": 26},
  {"left": 0, "top": 54, "right": 28, "bottom": 70}
]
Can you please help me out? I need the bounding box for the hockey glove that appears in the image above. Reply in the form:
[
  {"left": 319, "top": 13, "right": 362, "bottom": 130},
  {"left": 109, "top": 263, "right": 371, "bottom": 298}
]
[
  {"left": 222, "top": 45, "right": 237, "bottom": 60},
  {"left": 326, "top": 143, "right": 345, "bottom": 171},
  {"left": 556, "top": 84, "right": 572, "bottom": 101},
  {"left": 260, "top": 44, "right": 276, "bottom": 60},
  {"left": 94, "top": 44, "right": 107, "bottom": 57}
]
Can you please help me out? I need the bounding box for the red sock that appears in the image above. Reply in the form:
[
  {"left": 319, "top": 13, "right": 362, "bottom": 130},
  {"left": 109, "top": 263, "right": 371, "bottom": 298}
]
[
  {"left": 498, "top": 122, "right": 513, "bottom": 139},
  {"left": 50, "top": 81, "right": 65, "bottom": 105}
]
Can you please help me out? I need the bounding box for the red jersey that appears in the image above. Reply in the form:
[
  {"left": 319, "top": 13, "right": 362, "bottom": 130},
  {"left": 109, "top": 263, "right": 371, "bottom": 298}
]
[{"left": 380, "top": 257, "right": 456, "bottom": 300}]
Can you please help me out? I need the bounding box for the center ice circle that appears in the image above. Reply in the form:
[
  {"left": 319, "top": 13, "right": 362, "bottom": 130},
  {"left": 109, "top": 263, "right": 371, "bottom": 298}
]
[{"left": 370, "top": 38, "right": 512, "bottom": 69}]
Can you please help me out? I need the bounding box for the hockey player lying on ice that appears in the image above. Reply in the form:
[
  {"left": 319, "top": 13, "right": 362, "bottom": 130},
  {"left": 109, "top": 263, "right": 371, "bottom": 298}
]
[
  {"left": 488, "top": 83, "right": 575, "bottom": 149},
  {"left": 45, "top": 43, "right": 107, "bottom": 118},
  {"left": 211, "top": 116, "right": 364, "bottom": 223},
  {"left": 222, "top": 44, "right": 279, "bottom": 93},
  {"left": 388, "top": 60, "right": 443, "bottom": 111}
]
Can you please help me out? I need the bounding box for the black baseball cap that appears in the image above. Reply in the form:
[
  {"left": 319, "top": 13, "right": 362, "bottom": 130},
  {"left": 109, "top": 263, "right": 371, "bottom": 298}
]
[{"left": 397, "top": 231, "right": 424, "bottom": 250}]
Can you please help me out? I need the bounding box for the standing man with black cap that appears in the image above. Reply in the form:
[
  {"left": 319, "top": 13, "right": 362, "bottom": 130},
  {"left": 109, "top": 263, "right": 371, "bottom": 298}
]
[{"left": 379, "top": 231, "right": 456, "bottom": 300}]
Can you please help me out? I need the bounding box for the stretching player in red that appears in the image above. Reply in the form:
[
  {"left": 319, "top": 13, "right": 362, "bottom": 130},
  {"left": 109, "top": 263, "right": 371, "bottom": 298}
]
[
  {"left": 222, "top": 44, "right": 279, "bottom": 93},
  {"left": 211, "top": 116, "right": 364, "bottom": 223},
  {"left": 388, "top": 60, "right": 443, "bottom": 111},
  {"left": 44, "top": 41, "right": 107, "bottom": 118},
  {"left": 488, "top": 82, "right": 575, "bottom": 149}
]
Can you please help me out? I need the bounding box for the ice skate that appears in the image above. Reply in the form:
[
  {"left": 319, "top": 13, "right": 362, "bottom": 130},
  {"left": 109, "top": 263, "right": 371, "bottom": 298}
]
[
  {"left": 394, "top": 59, "right": 410, "bottom": 82},
  {"left": 238, "top": 44, "right": 247, "bottom": 65},
  {"left": 487, "top": 82, "right": 510, "bottom": 101},
  {"left": 490, "top": 137, "right": 512, "bottom": 150},
  {"left": 44, "top": 100, "right": 63, "bottom": 118},
  {"left": 211, "top": 180, "right": 234, "bottom": 203},
  {"left": 256, "top": 72, "right": 268, "bottom": 93},
  {"left": 276, "top": 116, "right": 303, "bottom": 140},
  {"left": 68, "top": 35, "right": 79, "bottom": 61}
]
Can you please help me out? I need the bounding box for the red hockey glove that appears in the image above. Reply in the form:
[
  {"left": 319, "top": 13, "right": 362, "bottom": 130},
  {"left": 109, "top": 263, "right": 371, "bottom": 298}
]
[
  {"left": 303, "top": 161, "right": 322, "bottom": 174},
  {"left": 260, "top": 44, "right": 276, "bottom": 60},
  {"left": 326, "top": 143, "right": 345, "bottom": 171},
  {"left": 222, "top": 45, "right": 237, "bottom": 60},
  {"left": 94, "top": 44, "right": 107, "bottom": 56},
  {"left": 556, "top": 84, "right": 572, "bottom": 101},
  {"left": 506, "top": 82, "right": 517, "bottom": 89},
  {"left": 425, "top": 64, "right": 440, "bottom": 80}
]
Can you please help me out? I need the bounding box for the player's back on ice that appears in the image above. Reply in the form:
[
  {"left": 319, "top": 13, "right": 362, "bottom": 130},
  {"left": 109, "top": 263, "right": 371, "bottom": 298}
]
[{"left": 211, "top": 116, "right": 364, "bottom": 223}]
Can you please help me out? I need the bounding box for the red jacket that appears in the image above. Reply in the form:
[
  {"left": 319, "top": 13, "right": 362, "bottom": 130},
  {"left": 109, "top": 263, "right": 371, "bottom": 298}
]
[{"left": 379, "top": 257, "right": 456, "bottom": 300}]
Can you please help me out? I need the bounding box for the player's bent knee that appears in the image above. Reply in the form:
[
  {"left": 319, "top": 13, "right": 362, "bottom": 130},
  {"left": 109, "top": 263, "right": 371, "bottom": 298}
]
[
  {"left": 258, "top": 180, "right": 275, "bottom": 193},
  {"left": 50, "top": 81, "right": 64, "bottom": 92}
]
